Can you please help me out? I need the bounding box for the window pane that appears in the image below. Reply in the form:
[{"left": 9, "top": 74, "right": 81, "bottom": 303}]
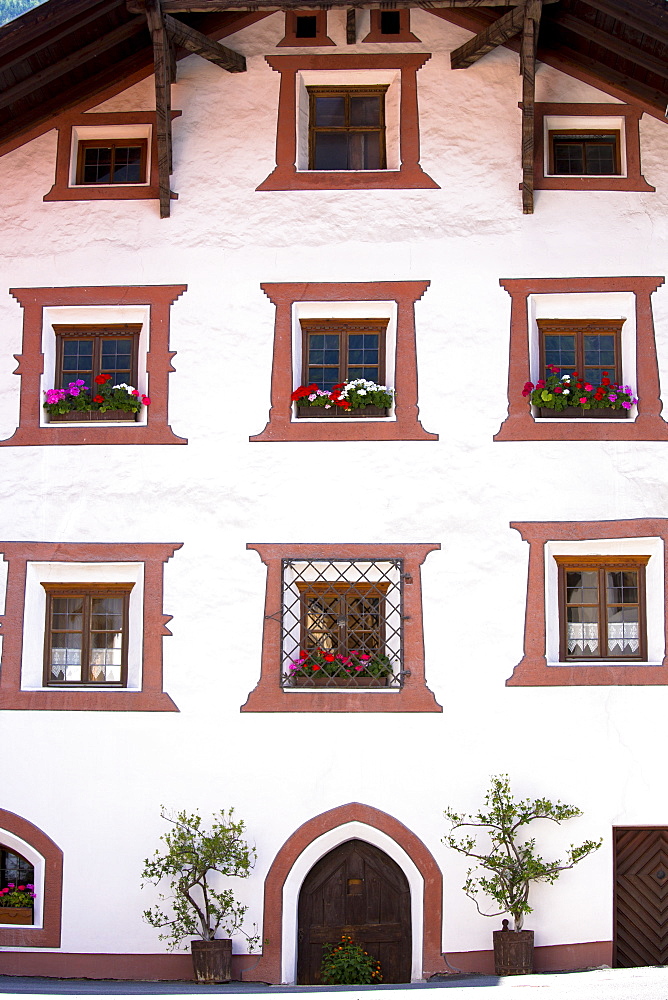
[
  {"left": 314, "top": 97, "right": 345, "bottom": 127},
  {"left": 304, "top": 595, "right": 339, "bottom": 651},
  {"left": 347, "top": 594, "right": 381, "bottom": 653},
  {"left": 111, "top": 146, "right": 143, "bottom": 183},
  {"left": 584, "top": 141, "right": 616, "bottom": 175},
  {"left": 565, "top": 570, "right": 598, "bottom": 606},
  {"left": 50, "top": 632, "right": 82, "bottom": 681},
  {"left": 348, "top": 334, "right": 379, "bottom": 367},
  {"left": 350, "top": 96, "right": 381, "bottom": 127},
  {"left": 543, "top": 334, "right": 575, "bottom": 375},
  {"left": 567, "top": 606, "right": 599, "bottom": 656},
  {"left": 307, "top": 368, "right": 339, "bottom": 390},
  {"left": 82, "top": 146, "right": 113, "bottom": 184},
  {"left": 0, "top": 849, "right": 34, "bottom": 890},
  {"left": 348, "top": 132, "right": 380, "bottom": 170},
  {"left": 553, "top": 142, "right": 584, "bottom": 174},
  {"left": 61, "top": 340, "right": 93, "bottom": 388},
  {"left": 313, "top": 132, "right": 349, "bottom": 170},
  {"left": 101, "top": 339, "right": 133, "bottom": 384}
]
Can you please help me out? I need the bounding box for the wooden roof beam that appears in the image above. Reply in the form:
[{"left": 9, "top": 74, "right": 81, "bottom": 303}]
[
  {"left": 164, "top": 12, "right": 246, "bottom": 70},
  {"left": 151, "top": 0, "right": 558, "bottom": 13},
  {"left": 521, "top": 0, "right": 541, "bottom": 214},
  {"left": 549, "top": 11, "right": 668, "bottom": 81},
  {"left": 143, "top": 0, "right": 173, "bottom": 217},
  {"left": 450, "top": 2, "right": 526, "bottom": 69}
]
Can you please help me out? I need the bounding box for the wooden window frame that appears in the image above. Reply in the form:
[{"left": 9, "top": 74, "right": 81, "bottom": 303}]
[
  {"left": 53, "top": 324, "right": 141, "bottom": 391},
  {"left": 298, "top": 581, "right": 389, "bottom": 656},
  {"left": 300, "top": 318, "right": 388, "bottom": 389},
  {"left": 75, "top": 139, "right": 148, "bottom": 186},
  {"left": 555, "top": 556, "right": 648, "bottom": 663},
  {"left": 494, "top": 276, "right": 666, "bottom": 442},
  {"left": 531, "top": 104, "right": 654, "bottom": 193},
  {"left": 363, "top": 10, "right": 420, "bottom": 43},
  {"left": 548, "top": 129, "right": 621, "bottom": 177},
  {"left": 242, "top": 542, "right": 442, "bottom": 713},
  {"left": 42, "top": 583, "right": 134, "bottom": 687},
  {"left": 307, "top": 85, "right": 388, "bottom": 171},
  {"left": 278, "top": 10, "right": 334, "bottom": 46},
  {"left": 537, "top": 318, "right": 624, "bottom": 386}
]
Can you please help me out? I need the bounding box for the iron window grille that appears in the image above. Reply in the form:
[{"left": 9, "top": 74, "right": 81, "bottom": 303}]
[{"left": 281, "top": 558, "right": 404, "bottom": 688}]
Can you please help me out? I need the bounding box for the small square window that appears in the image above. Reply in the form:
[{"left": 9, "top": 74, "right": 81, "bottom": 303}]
[
  {"left": 307, "top": 86, "right": 388, "bottom": 171},
  {"left": 277, "top": 10, "right": 333, "bottom": 46},
  {"left": 295, "top": 15, "right": 317, "bottom": 38},
  {"left": 556, "top": 557, "right": 648, "bottom": 662},
  {"left": 42, "top": 584, "right": 134, "bottom": 686},
  {"left": 75, "top": 139, "right": 148, "bottom": 186},
  {"left": 548, "top": 130, "right": 620, "bottom": 176},
  {"left": 380, "top": 11, "right": 402, "bottom": 34}
]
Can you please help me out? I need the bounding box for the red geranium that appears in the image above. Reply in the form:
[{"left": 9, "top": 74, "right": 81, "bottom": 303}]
[
  {"left": 291, "top": 383, "right": 319, "bottom": 401},
  {"left": 94, "top": 374, "right": 111, "bottom": 385},
  {"left": 93, "top": 395, "right": 104, "bottom": 403}
]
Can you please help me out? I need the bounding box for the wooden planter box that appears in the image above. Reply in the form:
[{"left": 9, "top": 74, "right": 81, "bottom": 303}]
[
  {"left": 539, "top": 406, "right": 628, "bottom": 419},
  {"left": 289, "top": 674, "right": 390, "bottom": 688},
  {"left": 296, "top": 403, "right": 388, "bottom": 419},
  {"left": 493, "top": 929, "right": 534, "bottom": 975},
  {"left": 190, "top": 939, "right": 232, "bottom": 984},
  {"left": 47, "top": 409, "right": 138, "bottom": 422},
  {"left": 0, "top": 907, "right": 33, "bottom": 925}
]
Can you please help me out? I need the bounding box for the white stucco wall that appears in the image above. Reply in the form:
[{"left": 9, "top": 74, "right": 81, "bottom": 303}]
[{"left": 0, "top": 7, "right": 667, "bottom": 978}]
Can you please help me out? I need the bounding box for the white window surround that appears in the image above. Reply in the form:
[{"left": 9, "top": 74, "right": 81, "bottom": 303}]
[
  {"left": 0, "top": 829, "right": 45, "bottom": 930},
  {"left": 296, "top": 69, "right": 401, "bottom": 172},
  {"left": 292, "top": 299, "right": 398, "bottom": 422},
  {"left": 281, "top": 820, "right": 424, "bottom": 984},
  {"left": 545, "top": 537, "right": 664, "bottom": 666},
  {"left": 40, "top": 305, "right": 150, "bottom": 428},
  {"left": 21, "top": 561, "right": 144, "bottom": 691},
  {"left": 528, "top": 292, "right": 637, "bottom": 422},
  {"left": 69, "top": 124, "right": 152, "bottom": 189},
  {"left": 543, "top": 115, "right": 627, "bottom": 179}
]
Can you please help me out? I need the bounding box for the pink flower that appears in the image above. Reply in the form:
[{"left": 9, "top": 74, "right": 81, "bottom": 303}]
[
  {"left": 608, "top": 394, "right": 617, "bottom": 402},
  {"left": 359, "top": 654, "right": 370, "bottom": 661},
  {"left": 579, "top": 397, "right": 587, "bottom": 404},
  {"left": 584, "top": 383, "right": 593, "bottom": 391},
  {"left": 131, "top": 389, "right": 140, "bottom": 397},
  {"left": 142, "top": 396, "right": 151, "bottom": 406},
  {"left": 622, "top": 401, "right": 632, "bottom": 409}
]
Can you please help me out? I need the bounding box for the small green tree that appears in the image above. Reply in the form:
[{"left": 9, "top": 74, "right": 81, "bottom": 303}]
[
  {"left": 443, "top": 775, "right": 602, "bottom": 931},
  {"left": 141, "top": 807, "right": 258, "bottom": 950}
]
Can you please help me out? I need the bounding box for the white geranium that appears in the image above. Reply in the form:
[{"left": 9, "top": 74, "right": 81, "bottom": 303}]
[{"left": 113, "top": 383, "right": 136, "bottom": 394}]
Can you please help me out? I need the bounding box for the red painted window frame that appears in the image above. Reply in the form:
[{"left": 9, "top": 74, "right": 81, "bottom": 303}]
[
  {"left": 242, "top": 542, "right": 442, "bottom": 713},
  {"left": 277, "top": 10, "right": 334, "bottom": 46},
  {"left": 0, "top": 541, "right": 181, "bottom": 711},
  {"left": 507, "top": 519, "right": 668, "bottom": 687},
  {"left": 494, "top": 275, "right": 666, "bottom": 442},
  {"left": 2, "top": 285, "right": 187, "bottom": 447},
  {"left": 250, "top": 280, "right": 437, "bottom": 442},
  {"left": 0, "top": 809, "right": 63, "bottom": 948},
  {"left": 362, "top": 10, "right": 421, "bottom": 43}
]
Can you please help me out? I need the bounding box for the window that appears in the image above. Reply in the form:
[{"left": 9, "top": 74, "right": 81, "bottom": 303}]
[
  {"left": 0, "top": 541, "right": 181, "bottom": 711},
  {"left": 43, "top": 584, "right": 133, "bottom": 686},
  {"left": 548, "top": 129, "right": 620, "bottom": 176},
  {"left": 556, "top": 557, "right": 648, "bottom": 662},
  {"left": 0, "top": 808, "right": 62, "bottom": 948},
  {"left": 282, "top": 560, "right": 402, "bottom": 689},
  {"left": 43, "top": 111, "right": 181, "bottom": 204},
  {"left": 494, "top": 276, "right": 666, "bottom": 442},
  {"left": 251, "top": 281, "right": 437, "bottom": 442},
  {"left": 1, "top": 847, "right": 34, "bottom": 892},
  {"left": 506, "top": 520, "right": 668, "bottom": 687},
  {"left": 308, "top": 86, "right": 387, "bottom": 170},
  {"left": 532, "top": 104, "right": 654, "bottom": 193},
  {"left": 75, "top": 139, "right": 148, "bottom": 185},
  {"left": 242, "top": 542, "right": 442, "bottom": 712},
  {"left": 362, "top": 10, "right": 420, "bottom": 43},
  {"left": 2, "top": 285, "right": 187, "bottom": 447},
  {"left": 256, "top": 54, "right": 438, "bottom": 192},
  {"left": 278, "top": 10, "right": 333, "bottom": 46}
]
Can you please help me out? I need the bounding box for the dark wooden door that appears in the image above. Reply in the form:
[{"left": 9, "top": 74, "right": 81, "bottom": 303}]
[
  {"left": 297, "top": 839, "right": 412, "bottom": 985},
  {"left": 615, "top": 827, "right": 668, "bottom": 966}
]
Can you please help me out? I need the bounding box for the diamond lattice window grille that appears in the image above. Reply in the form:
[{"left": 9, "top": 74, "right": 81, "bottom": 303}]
[{"left": 281, "top": 558, "right": 403, "bottom": 688}]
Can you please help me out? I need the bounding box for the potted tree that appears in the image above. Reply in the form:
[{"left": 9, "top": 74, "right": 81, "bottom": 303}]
[
  {"left": 142, "top": 807, "right": 258, "bottom": 984},
  {"left": 443, "top": 775, "right": 601, "bottom": 976}
]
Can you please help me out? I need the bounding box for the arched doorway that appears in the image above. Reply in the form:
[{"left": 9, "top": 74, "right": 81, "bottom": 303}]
[{"left": 297, "top": 839, "right": 411, "bottom": 985}]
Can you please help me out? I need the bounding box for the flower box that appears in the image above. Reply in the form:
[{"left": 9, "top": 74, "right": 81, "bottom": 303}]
[
  {"left": 48, "top": 409, "right": 138, "bottom": 422},
  {"left": 0, "top": 907, "right": 32, "bottom": 925},
  {"left": 289, "top": 674, "right": 390, "bottom": 688},
  {"left": 296, "top": 403, "right": 388, "bottom": 419},
  {"left": 538, "top": 407, "right": 628, "bottom": 419}
]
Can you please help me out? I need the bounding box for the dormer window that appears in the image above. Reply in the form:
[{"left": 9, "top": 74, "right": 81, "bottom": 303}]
[
  {"left": 75, "top": 139, "right": 148, "bottom": 185},
  {"left": 549, "top": 129, "right": 620, "bottom": 176}
]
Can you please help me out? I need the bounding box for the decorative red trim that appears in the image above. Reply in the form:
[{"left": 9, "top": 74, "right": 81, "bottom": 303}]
[
  {"left": 43, "top": 111, "right": 181, "bottom": 204},
  {"left": 242, "top": 802, "right": 448, "bottom": 983},
  {"left": 277, "top": 10, "right": 334, "bottom": 46},
  {"left": 447, "top": 941, "right": 612, "bottom": 974},
  {"left": 532, "top": 104, "right": 654, "bottom": 193},
  {"left": 0, "top": 953, "right": 256, "bottom": 980},
  {"left": 507, "top": 519, "right": 668, "bottom": 686},
  {"left": 0, "top": 809, "right": 62, "bottom": 948},
  {"left": 256, "top": 53, "right": 439, "bottom": 191},
  {"left": 494, "top": 276, "right": 666, "bottom": 442},
  {"left": 250, "top": 281, "right": 437, "bottom": 442},
  {"left": 241, "top": 542, "right": 442, "bottom": 713},
  {"left": 2, "top": 285, "right": 187, "bottom": 446},
  {"left": 363, "top": 11, "right": 421, "bottom": 44},
  {"left": 0, "top": 541, "right": 181, "bottom": 711}
]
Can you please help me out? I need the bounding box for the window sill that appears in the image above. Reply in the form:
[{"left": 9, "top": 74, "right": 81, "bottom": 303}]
[{"left": 259, "top": 166, "right": 437, "bottom": 191}]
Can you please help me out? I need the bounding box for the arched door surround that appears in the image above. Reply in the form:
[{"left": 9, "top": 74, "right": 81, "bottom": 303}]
[{"left": 243, "top": 802, "right": 447, "bottom": 984}]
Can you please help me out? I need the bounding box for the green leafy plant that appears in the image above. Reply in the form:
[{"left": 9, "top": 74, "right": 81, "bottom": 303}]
[
  {"left": 443, "top": 775, "right": 602, "bottom": 930},
  {"left": 320, "top": 934, "right": 382, "bottom": 985},
  {"left": 287, "top": 647, "right": 394, "bottom": 680},
  {"left": 141, "top": 807, "right": 258, "bottom": 950},
  {"left": 523, "top": 365, "right": 636, "bottom": 413},
  {"left": 43, "top": 374, "right": 150, "bottom": 416},
  {"left": 292, "top": 379, "right": 394, "bottom": 412},
  {"left": 0, "top": 883, "right": 36, "bottom": 907}
]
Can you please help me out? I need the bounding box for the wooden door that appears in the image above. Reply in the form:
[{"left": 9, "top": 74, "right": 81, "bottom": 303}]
[
  {"left": 297, "top": 839, "right": 412, "bottom": 985},
  {"left": 615, "top": 827, "right": 668, "bottom": 966}
]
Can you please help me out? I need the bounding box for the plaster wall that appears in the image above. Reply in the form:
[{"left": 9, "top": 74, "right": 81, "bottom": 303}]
[{"left": 0, "top": 8, "right": 667, "bottom": 977}]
